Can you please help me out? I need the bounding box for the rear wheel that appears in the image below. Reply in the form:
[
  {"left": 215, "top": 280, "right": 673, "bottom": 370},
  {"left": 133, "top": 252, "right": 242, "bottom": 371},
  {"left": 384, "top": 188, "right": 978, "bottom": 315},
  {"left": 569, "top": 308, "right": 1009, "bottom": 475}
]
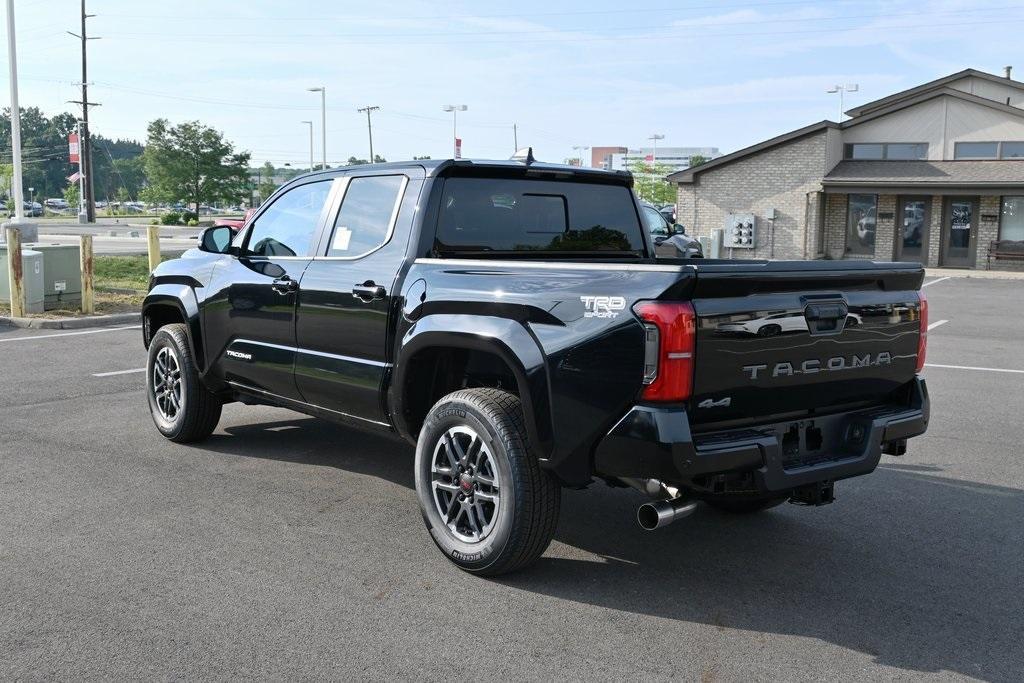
[
  {"left": 147, "top": 323, "right": 222, "bottom": 443},
  {"left": 704, "top": 496, "right": 788, "bottom": 514},
  {"left": 414, "top": 388, "right": 560, "bottom": 576},
  {"left": 757, "top": 324, "right": 782, "bottom": 337}
]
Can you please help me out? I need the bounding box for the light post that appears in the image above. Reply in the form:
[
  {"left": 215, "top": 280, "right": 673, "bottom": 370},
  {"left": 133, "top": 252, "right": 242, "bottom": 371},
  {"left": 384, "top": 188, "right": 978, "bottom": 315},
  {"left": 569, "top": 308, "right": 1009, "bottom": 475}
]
[
  {"left": 307, "top": 86, "right": 326, "bottom": 169},
  {"left": 648, "top": 134, "right": 665, "bottom": 163},
  {"left": 827, "top": 84, "right": 859, "bottom": 121},
  {"left": 572, "top": 145, "right": 590, "bottom": 167},
  {"left": 442, "top": 104, "right": 467, "bottom": 158},
  {"left": 301, "top": 120, "right": 314, "bottom": 172}
]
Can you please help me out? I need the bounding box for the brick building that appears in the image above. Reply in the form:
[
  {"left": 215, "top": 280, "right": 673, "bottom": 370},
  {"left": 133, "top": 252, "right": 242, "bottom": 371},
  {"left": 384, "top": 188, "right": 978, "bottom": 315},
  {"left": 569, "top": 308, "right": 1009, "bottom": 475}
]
[{"left": 668, "top": 69, "right": 1024, "bottom": 269}]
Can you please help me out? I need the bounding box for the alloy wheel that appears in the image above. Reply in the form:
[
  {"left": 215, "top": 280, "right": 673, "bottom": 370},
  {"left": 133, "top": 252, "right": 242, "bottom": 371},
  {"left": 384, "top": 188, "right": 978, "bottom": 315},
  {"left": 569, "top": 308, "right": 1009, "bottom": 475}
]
[{"left": 430, "top": 425, "right": 501, "bottom": 543}]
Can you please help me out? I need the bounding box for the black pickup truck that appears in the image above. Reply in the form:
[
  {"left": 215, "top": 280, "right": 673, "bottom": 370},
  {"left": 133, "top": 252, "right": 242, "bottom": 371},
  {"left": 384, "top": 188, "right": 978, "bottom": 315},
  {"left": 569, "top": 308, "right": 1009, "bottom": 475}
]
[{"left": 143, "top": 158, "right": 929, "bottom": 575}]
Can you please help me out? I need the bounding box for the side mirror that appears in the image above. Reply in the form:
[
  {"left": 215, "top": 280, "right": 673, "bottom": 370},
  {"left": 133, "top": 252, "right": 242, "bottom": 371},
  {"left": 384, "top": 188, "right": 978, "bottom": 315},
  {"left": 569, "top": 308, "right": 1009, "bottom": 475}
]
[
  {"left": 672, "top": 224, "right": 686, "bottom": 235},
  {"left": 199, "top": 225, "right": 235, "bottom": 254}
]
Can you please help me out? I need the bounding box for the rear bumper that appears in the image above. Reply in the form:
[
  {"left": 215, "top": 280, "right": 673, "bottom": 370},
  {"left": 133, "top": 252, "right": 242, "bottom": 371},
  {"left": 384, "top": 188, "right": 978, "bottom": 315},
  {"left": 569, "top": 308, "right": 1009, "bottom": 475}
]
[{"left": 593, "top": 377, "right": 929, "bottom": 494}]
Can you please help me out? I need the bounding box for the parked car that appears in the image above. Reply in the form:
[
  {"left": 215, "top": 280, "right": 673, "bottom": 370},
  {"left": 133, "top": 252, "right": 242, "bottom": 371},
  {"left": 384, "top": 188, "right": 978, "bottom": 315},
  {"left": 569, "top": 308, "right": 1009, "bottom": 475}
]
[
  {"left": 213, "top": 207, "right": 256, "bottom": 231},
  {"left": 717, "top": 311, "right": 863, "bottom": 337},
  {"left": 45, "top": 198, "right": 69, "bottom": 211},
  {"left": 658, "top": 204, "right": 677, "bottom": 224},
  {"left": 23, "top": 201, "right": 43, "bottom": 217},
  {"left": 640, "top": 202, "right": 702, "bottom": 258},
  {"left": 142, "top": 158, "right": 930, "bottom": 576}
]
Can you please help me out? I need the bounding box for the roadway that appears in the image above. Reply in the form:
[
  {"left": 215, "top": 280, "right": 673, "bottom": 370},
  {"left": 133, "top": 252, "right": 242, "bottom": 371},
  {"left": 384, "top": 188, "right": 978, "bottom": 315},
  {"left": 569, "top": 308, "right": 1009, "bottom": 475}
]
[{"left": 0, "top": 275, "right": 1020, "bottom": 680}]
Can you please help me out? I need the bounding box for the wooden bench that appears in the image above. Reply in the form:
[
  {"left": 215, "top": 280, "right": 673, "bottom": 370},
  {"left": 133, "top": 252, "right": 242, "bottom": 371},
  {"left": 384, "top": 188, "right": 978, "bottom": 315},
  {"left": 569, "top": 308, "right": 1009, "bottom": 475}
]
[{"left": 987, "top": 240, "right": 1024, "bottom": 269}]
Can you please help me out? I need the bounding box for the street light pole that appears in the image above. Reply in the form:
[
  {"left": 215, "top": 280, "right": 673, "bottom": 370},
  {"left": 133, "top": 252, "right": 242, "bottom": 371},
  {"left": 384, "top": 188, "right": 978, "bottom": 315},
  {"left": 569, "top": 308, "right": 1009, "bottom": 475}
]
[
  {"left": 572, "top": 145, "right": 590, "bottom": 167},
  {"left": 301, "top": 121, "right": 313, "bottom": 172},
  {"left": 357, "top": 105, "right": 380, "bottom": 162},
  {"left": 442, "top": 104, "right": 467, "bottom": 158},
  {"left": 827, "top": 84, "right": 859, "bottom": 121},
  {"left": 308, "top": 86, "right": 326, "bottom": 169},
  {"left": 648, "top": 133, "right": 665, "bottom": 163}
]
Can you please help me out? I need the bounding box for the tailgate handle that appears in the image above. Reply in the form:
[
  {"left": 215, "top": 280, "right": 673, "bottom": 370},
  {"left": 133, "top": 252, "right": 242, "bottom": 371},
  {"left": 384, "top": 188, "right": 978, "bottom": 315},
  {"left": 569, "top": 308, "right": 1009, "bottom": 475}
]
[{"left": 804, "top": 302, "right": 848, "bottom": 335}]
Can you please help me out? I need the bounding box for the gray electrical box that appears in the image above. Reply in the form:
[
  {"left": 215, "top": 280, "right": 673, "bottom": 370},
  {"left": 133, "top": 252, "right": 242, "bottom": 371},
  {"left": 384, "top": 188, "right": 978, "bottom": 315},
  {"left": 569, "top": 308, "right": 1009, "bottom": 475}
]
[
  {"left": 724, "top": 213, "right": 757, "bottom": 249},
  {"left": 29, "top": 243, "right": 82, "bottom": 309},
  {"left": 0, "top": 247, "right": 45, "bottom": 314}
]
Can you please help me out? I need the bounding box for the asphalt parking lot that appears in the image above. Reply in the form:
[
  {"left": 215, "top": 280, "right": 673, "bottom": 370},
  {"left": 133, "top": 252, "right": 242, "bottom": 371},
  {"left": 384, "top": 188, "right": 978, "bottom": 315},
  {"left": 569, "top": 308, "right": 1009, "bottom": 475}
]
[{"left": 1, "top": 276, "right": 1022, "bottom": 680}]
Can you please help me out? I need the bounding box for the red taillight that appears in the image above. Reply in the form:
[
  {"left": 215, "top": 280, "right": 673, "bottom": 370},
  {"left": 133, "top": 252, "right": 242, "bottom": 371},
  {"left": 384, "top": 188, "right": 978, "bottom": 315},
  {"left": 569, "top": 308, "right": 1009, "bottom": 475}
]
[
  {"left": 915, "top": 291, "right": 928, "bottom": 373},
  {"left": 633, "top": 301, "right": 696, "bottom": 402}
]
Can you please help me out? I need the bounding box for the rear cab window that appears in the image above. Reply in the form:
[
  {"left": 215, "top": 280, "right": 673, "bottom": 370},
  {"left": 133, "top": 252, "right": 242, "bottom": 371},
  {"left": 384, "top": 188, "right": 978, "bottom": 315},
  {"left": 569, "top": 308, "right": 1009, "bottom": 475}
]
[{"left": 433, "top": 177, "right": 646, "bottom": 257}]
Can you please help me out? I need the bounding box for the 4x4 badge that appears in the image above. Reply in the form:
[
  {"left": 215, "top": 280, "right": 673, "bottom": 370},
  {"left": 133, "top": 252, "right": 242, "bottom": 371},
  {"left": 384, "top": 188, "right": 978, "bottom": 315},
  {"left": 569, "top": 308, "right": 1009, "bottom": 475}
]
[{"left": 698, "top": 397, "right": 732, "bottom": 409}]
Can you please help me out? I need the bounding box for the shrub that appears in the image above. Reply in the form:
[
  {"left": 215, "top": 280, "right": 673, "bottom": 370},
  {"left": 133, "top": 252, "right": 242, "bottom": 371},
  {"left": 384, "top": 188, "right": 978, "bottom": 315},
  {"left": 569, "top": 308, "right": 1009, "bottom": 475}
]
[
  {"left": 150, "top": 219, "right": 159, "bottom": 225},
  {"left": 181, "top": 210, "right": 198, "bottom": 223},
  {"left": 187, "top": 218, "right": 198, "bottom": 227},
  {"left": 160, "top": 211, "right": 181, "bottom": 225}
]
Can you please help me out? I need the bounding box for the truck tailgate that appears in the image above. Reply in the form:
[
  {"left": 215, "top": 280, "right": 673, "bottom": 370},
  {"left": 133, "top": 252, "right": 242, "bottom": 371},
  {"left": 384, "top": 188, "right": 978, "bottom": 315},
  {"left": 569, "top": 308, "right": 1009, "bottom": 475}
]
[{"left": 688, "top": 262, "right": 924, "bottom": 428}]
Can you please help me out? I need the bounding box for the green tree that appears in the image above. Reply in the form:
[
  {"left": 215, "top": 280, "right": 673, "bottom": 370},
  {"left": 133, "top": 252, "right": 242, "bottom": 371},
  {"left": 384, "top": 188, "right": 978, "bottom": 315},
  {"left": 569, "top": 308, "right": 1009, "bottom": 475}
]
[
  {"left": 628, "top": 158, "right": 675, "bottom": 205},
  {"left": 413, "top": 155, "right": 431, "bottom": 160},
  {"left": 63, "top": 182, "right": 80, "bottom": 209},
  {"left": 346, "top": 154, "right": 386, "bottom": 165},
  {"left": 688, "top": 154, "right": 708, "bottom": 168},
  {"left": 257, "top": 161, "right": 277, "bottom": 201},
  {"left": 142, "top": 118, "right": 251, "bottom": 212}
]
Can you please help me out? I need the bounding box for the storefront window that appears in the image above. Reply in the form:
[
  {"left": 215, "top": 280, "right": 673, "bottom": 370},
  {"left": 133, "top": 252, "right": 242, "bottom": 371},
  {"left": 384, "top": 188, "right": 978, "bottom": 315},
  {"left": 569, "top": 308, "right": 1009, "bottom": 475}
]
[
  {"left": 846, "top": 194, "right": 877, "bottom": 256},
  {"left": 1001, "top": 196, "right": 1024, "bottom": 242}
]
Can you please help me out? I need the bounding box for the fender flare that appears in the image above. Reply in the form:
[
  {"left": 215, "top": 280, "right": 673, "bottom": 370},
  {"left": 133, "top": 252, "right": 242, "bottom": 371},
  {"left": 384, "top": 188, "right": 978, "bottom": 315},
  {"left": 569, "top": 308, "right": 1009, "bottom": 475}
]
[
  {"left": 390, "top": 314, "right": 554, "bottom": 459},
  {"left": 142, "top": 284, "right": 205, "bottom": 371}
]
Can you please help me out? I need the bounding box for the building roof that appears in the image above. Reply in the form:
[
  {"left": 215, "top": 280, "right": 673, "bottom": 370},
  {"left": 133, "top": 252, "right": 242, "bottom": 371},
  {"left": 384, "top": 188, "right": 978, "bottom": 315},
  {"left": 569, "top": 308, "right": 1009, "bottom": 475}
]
[
  {"left": 666, "top": 121, "right": 837, "bottom": 183},
  {"left": 823, "top": 160, "right": 1024, "bottom": 190},
  {"left": 845, "top": 68, "right": 1024, "bottom": 118}
]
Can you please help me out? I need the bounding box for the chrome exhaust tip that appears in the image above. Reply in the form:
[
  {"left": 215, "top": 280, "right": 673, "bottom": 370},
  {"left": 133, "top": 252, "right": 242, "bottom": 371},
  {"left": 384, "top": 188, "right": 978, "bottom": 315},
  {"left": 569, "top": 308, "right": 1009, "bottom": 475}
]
[{"left": 637, "top": 497, "right": 698, "bottom": 531}]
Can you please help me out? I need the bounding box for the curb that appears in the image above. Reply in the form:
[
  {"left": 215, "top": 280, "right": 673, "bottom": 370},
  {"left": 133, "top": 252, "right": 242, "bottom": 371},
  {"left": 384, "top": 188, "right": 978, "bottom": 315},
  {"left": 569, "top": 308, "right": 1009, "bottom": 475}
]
[
  {"left": 0, "top": 311, "right": 141, "bottom": 330},
  {"left": 924, "top": 268, "right": 1024, "bottom": 281}
]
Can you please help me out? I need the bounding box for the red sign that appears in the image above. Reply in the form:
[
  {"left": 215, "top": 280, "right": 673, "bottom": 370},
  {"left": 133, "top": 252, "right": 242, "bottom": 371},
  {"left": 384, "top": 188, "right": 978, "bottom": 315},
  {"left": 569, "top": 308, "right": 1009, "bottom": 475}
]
[
  {"left": 68, "top": 133, "right": 80, "bottom": 163},
  {"left": 644, "top": 154, "right": 654, "bottom": 162},
  {"left": 455, "top": 137, "right": 462, "bottom": 159}
]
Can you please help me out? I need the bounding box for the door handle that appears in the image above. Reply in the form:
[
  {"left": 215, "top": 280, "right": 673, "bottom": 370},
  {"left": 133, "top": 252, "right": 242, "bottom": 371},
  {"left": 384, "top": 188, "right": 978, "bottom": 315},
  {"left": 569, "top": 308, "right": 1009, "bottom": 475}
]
[
  {"left": 271, "top": 277, "right": 298, "bottom": 295},
  {"left": 352, "top": 283, "right": 386, "bottom": 301}
]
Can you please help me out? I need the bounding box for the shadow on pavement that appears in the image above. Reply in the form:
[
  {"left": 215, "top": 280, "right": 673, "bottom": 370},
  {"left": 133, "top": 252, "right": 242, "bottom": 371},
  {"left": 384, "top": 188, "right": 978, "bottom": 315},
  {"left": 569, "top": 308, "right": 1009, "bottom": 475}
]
[{"left": 197, "top": 416, "right": 1023, "bottom": 682}]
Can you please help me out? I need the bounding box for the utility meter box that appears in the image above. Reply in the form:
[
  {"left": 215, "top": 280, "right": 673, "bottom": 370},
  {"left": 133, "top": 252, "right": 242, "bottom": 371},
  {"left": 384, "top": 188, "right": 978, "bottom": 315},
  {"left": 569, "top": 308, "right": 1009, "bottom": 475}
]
[
  {"left": 29, "top": 243, "right": 82, "bottom": 309},
  {"left": 724, "top": 213, "right": 757, "bottom": 249},
  {"left": 0, "top": 247, "right": 45, "bottom": 314}
]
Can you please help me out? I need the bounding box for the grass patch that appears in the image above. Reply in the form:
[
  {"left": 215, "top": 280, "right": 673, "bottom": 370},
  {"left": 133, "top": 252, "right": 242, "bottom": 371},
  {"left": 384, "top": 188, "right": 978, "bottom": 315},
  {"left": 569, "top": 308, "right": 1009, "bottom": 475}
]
[{"left": 94, "top": 254, "right": 154, "bottom": 291}]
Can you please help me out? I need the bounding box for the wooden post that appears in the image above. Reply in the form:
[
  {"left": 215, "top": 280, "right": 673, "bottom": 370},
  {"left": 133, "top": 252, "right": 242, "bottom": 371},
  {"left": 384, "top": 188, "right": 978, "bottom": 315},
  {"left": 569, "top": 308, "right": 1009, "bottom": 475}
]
[
  {"left": 80, "top": 234, "right": 94, "bottom": 314},
  {"left": 147, "top": 225, "right": 160, "bottom": 272},
  {"left": 5, "top": 227, "right": 25, "bottom": 318}
]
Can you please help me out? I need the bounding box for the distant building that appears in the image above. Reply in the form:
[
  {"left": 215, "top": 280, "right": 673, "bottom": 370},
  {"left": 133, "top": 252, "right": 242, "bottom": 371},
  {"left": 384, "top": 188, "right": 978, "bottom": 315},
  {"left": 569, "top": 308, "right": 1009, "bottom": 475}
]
[
  {"left": 669, "top": 68, "right": 1024, "bottom": 270},
  {"left": 591, "top": 146, "right": 720, "bottom": 173}
]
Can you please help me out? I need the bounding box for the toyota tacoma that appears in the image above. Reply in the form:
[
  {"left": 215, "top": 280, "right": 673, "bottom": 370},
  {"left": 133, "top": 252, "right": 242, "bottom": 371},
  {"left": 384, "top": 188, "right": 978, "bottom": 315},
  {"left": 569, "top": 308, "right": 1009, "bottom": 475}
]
[{"left": 142, "top": 157, "right": 930, "bottom": 575}]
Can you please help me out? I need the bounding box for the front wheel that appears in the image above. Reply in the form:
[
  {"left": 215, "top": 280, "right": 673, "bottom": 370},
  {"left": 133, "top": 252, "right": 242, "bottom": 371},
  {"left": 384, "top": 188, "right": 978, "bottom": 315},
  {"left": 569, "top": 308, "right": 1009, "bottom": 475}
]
[
  {"left": 414, "top": 388, "right": 561, "bottom": 576},
  {"left": 147, "top": 323, "right": 222, "bottom": 443}
]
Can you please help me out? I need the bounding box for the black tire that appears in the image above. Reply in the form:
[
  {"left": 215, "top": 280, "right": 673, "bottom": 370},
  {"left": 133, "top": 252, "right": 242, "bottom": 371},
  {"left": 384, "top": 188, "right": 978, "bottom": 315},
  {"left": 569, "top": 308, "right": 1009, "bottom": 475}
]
[
  {"left": 704, "top": 496, "right": 788, "bottom": 514},
  {"left": 414, "top": 388, "right": 561, "bottom": 576},
  {"left": 146, "top": 323, "right": 222, "bottom": 443},
  {"left": 757, "top": 324, "right": 782, "bottom": 337}
]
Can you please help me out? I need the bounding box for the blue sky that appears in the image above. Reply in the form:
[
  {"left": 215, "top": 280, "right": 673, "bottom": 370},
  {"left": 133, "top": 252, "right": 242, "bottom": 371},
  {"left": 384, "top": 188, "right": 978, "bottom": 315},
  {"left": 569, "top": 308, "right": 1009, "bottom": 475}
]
[{"left": 4, "top": 0, "right": 1024, "bottom": 166}]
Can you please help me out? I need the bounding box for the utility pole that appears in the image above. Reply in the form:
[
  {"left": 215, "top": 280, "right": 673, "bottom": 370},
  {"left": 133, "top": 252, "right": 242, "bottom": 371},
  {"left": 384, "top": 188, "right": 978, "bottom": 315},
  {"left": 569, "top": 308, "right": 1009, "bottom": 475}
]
[
  {"left": 513, "top": 123, "right": 518, "bottom": 153},
  {"left": 4, "top": 0, "right": 28, "bottom": 236},
  {"left": 68, "top": 0, "right": 100, "bottom": 222},
  {"left": 357, "top": 105, "right": 380, "bottom": 162}
]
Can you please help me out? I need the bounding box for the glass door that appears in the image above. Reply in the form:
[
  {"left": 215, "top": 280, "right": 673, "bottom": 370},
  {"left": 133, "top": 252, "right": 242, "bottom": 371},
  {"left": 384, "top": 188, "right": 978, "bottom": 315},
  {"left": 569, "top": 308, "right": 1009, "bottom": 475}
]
[
  {"left": 895, "top": 196, "right": 930, "bottom": 262},
  {"left": 941, "top": 197, "right": 978, "bottom": 267}
]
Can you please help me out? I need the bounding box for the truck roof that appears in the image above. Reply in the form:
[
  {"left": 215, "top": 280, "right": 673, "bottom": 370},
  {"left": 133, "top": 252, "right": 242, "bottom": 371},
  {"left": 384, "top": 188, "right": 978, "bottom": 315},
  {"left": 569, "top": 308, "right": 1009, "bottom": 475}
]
[{"left": 291, "top": 158, "right": 634, "bottom": 186}]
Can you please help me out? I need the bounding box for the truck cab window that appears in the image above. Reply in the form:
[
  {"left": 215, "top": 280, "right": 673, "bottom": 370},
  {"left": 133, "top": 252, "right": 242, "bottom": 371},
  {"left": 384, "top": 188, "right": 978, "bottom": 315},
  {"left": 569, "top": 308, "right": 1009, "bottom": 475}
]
[
  {"left": 245, "top": 180, "right": 332, "bottom": 257},
  {"left": 435, "top": 177, "right": 645, "bottom": 256},
  {"left": 326, "top": 175, "right": 406, "bottom": 257}
]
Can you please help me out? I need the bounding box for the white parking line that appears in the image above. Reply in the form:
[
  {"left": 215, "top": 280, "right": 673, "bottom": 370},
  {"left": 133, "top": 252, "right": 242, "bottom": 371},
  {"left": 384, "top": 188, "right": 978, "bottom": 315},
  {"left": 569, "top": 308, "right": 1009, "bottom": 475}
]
[
  {"left": 927, "top": 319, "right": 949, "bottom": 331},
  {"left": 92, "top": 367, "right": 146, "bottom": 377},
  {"left": 925, "top": 363, "right": 1024, "bottom": 374},
  {"left": 0, "top": 325, "right": 141, "bottom": 343},
  {"left": 922, "top": 276, "right": 952, "bottom": 287}
]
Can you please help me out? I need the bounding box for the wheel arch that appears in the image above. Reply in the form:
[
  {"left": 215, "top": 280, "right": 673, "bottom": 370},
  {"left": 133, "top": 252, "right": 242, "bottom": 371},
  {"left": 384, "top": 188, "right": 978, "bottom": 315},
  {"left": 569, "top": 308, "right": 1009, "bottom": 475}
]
[
  {"left": 142, "top": 284, "right": 205, "bottom": 371},
  {"left": 390, "top": 314, "right": 553, "bottom": 459}
]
